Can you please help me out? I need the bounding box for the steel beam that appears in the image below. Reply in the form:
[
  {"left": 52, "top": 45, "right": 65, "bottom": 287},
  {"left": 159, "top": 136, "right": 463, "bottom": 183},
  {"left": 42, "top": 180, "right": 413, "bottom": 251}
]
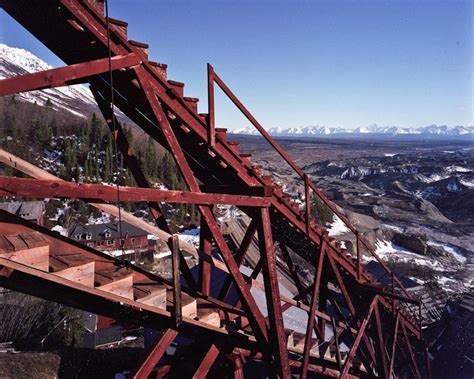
[
  {"left": 0, "top": 53, "right": 140, "bottom": 96},
  {"left": 340, "top": 296, "right": 378, "bottom": 378},
  {"left": 132, "top": 328, "right": 178, "bottom": 379},
  {"left": 193, "top": 341, "right": 221, "bottom": 378},
  {"left": 170, "top": 235, "right": 182, "bottom": 328},
  {"left": 0, "top": 176, "right": 270, "bottom": 207},
  {"left": 199, "top": 219, "right": 212, "bottom": 297},
  {"left": 134, "top": 66, "right": 271, "bottom": 352},
  {"left": 374, "top": 302, "right": 389, "bottom": 378},
  {"left": 91, "top": 86, "right": 170, "bottom": 232},
  {"left": 218, "top": 216, "right": 258, "bottom": 302},
  {"left": 207, "top": 63, "right": 215, "bottom": 147},
  {"left": 389, "top": 312, "right": 401, "bottom": 378},
  {"left": 0, "top": 149, "right": 198, "bottom": 257},
  {"left": 401, "top": 322, "right": 421, "bottom": 379},
  {"left": 301, "top": 242, "right": 326, "bottom": 379},
  {"left": 258, "top": 207, "right": 291, "bottom": 378}
]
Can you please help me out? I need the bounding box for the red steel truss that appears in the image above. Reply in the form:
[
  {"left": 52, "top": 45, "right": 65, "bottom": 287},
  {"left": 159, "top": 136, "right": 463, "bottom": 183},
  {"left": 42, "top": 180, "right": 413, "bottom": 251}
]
[{"left": 0, "top": 1, "right": 431, "bottom": 377}]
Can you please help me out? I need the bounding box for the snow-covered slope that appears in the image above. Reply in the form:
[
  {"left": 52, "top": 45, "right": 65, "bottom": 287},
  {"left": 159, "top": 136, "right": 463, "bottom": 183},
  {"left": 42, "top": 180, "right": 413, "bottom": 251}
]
[
  {"left": 231, "top": 123, "right": 473, "bottom": 139},
  {"left": 0, "top": 43, "right": 97, "bottom": 118}
]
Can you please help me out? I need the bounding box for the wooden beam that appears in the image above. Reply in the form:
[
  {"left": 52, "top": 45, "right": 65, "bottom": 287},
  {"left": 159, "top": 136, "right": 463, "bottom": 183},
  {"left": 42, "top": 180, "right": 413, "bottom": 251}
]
[
  {"left": 0, "top": 148, "right": 198, "bottom": 257},
  {"left": 0, "top": 176, "right": 271, "bottom": 207}
]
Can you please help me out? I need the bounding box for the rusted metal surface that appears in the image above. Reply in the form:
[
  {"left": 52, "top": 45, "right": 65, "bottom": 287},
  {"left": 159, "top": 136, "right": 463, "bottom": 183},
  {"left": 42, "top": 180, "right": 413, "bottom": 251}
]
[{"left": 0, "top": 0, "right": 431, "bottom": 376}]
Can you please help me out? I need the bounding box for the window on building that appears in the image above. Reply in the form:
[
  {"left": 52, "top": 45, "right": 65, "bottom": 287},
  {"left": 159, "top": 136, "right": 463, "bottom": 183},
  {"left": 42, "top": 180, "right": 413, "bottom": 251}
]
[
  {"left": 87, "top": 243, "right": 94, "bottom": 247},
  {"left": 104, "top": 230, "right": 111, "bottom": 238},
  {"left": 75, "top": 235, "right": 81, "bottom": 240},
  {"left": 86, "top": 233, "right": 92, "bottom": 240},
  {"left": 131, "top": 238, "right": 136, "bottom": 244},
  {"left": 107, "top": 239, "right": 114, "bottom": 246}
]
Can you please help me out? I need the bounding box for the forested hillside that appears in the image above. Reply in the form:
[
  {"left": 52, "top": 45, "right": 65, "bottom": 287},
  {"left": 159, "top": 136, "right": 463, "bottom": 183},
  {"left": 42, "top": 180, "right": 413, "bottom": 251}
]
[{"left": 0, "top": 96, "right": 199, "bottom": 230}]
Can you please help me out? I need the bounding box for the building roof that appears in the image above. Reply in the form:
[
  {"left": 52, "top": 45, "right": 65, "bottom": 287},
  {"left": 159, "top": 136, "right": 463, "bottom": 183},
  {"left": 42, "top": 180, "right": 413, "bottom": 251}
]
[
  {"left": 0, "top": 201, "right": 45, "bottom": 221},
  {"left": 68, "top": 221, "right": 148, "bottom": 241}
]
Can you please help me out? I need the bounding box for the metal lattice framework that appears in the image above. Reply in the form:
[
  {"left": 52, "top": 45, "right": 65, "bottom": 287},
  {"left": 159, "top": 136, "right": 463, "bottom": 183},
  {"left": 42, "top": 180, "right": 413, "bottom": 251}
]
[{"left": 0, "top": 1, "right": 432, "bottom": 377}]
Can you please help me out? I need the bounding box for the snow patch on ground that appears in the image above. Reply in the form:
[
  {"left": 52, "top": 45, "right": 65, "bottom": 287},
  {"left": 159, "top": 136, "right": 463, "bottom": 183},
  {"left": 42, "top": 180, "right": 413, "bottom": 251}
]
[
  {"left": 373, "top": 239, "right": 445, "bottom": 271},
  {"left": 105, "top": 249, "right": 137, "bottom": 258},
  {"left": 417, "top": 174, "right": 450, "bottom": 183},
  {"left": 51, "top": 225, "right": 67, "bottom": 236},
  {"left": 460, "top": 179, "right": 474, "bottom": 188},
  {"left": 446, "top": 165, "right": 471, "bottom": 173},
  {"left": 427, "top": 241, "right": 466, "bottom": 263},
  {"left": 382, "top": 223, "right": 404, "bottom": 233},
  {"left": 177, "top": 227, "right": 200, "bottom": 247},
  {"left": 328, "top": 217, "right": 350, "bottom": 236},
  {"left": 375, "top": 240, "right": 412, "bottom": 254},
  {"left": 88, "top": 213, "right": 112, "bottom": 224}
]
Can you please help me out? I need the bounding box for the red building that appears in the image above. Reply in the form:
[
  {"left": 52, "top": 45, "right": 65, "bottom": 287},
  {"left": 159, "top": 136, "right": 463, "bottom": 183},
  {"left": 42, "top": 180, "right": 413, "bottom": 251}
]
[{"left": 68, "top": 221, "right": 150, "bottom": 251}]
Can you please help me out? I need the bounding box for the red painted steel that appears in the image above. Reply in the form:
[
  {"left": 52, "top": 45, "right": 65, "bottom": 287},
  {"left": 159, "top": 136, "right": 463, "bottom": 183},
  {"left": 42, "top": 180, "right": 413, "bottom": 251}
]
[
  {"left": 217, "top": 216, "right": 258, "bottom": 302},
  {"left": 0, "top": 177, "right": 271, "bottom": 207},
  {"left": 193, "top": 342, "right": 221, "bottom": 378},
  {"left": 207, "top": 63, "right": 216, "bottom": 147},
  {"left": 132, "top": 328, "right": 178, "bottom": 379},
  {"left": 374, "top": 302, "right": 389, "bottom": 377},
  {"left": 0, "top": 53, "right": 140, "bottom": 97},
  {"left": 389, "top": 312, "right": 401, "bottom": 378},
  {"left": 199, "top": 219, "right": 212, "bottom": 297},
  {"left": 257, "top": 207, "right": 291, "bottom": 377},
  {"left": 340, "top": 296, "right": 379, "bottom": 378},
  {"left": 301, "top": 242, "right": 326, "bottom": 379},
  {"left": 0, "top": 1, "right": 432, "bottom": 376}
]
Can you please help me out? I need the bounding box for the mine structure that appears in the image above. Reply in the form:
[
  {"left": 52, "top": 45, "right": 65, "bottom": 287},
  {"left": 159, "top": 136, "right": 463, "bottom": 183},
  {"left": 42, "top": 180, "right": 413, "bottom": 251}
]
[{"left": 0, "top": 1, "right": 431, "bottom": 377}]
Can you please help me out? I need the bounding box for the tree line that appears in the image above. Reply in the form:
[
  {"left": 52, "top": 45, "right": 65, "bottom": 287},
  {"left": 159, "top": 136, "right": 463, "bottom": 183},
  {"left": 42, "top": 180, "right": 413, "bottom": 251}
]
[{"left": 0, "top": 96, "right": 199, "bottom": 229}]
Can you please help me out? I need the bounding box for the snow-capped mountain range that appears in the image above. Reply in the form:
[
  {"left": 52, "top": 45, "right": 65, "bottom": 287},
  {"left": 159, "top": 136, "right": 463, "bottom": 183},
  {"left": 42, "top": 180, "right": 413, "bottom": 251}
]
[
  {"left": 1, "top": 43, "right": 472, "bottom": 139},
  {"left": 0, "top": 43, "right": 97, "bottom": 118},
  {"left": 233, "top": 124, "right": 473, "bottom": 139}
]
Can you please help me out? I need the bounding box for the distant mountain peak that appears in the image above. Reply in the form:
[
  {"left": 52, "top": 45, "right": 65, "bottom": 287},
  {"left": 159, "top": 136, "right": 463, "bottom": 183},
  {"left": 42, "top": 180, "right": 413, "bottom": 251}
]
[{"left": 231, "top": 123, "right": 473, "bottom": 139}]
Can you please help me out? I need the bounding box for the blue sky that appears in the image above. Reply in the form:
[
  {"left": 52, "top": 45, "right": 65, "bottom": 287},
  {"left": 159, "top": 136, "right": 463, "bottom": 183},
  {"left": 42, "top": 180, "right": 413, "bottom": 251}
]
[{"left": 1, "top": 0, "right": 472, "bottom": 130}]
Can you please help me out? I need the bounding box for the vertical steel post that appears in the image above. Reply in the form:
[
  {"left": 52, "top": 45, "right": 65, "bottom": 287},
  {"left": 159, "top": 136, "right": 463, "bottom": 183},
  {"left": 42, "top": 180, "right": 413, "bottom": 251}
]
[
  {"left": 392, "top": 272, "right": 395, "bottom": 313},
  {"left": 301, "top": 242, "right": 326, "bottom": 379},
  {"left": 170, "top": 235, "right": 182, "bottom": 328},
  {"left": 356, "top": 231, "right": 361, "bottom": 280},
  {"left": 388, "top": 313, "right": 400, "bottom": 378},
  {"left": 199, "top": 219, "right": 212, "bottom": 297},
  {"left": 304, "top": 174, "right": 311, "bottom": 235},
  {"left": 331, "top": 317, "right": 342, "bottom": 370},
  {"left": 207, "top": 63, "right": 215, "bottom": 147},
  {"left": 374, "top": 302, "right": 389, "bottom": 377},
  {"left": 258, "top": 207, "right": 291, "bottom": 378}
]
